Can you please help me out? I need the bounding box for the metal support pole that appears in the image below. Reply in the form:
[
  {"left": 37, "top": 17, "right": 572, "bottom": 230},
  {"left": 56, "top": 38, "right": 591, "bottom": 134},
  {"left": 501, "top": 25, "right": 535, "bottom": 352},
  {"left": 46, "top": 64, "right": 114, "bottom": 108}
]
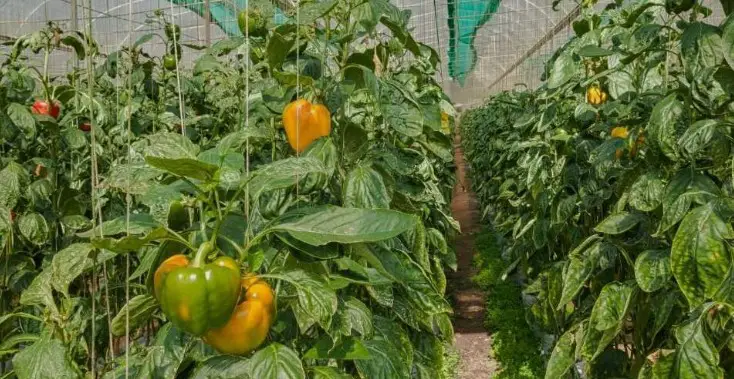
[
  {"left": 204, "top": 0, "right": 211, "bottom": 46},
  {"left": 71, "top": 0, "right": 79, "bottom": 31}
]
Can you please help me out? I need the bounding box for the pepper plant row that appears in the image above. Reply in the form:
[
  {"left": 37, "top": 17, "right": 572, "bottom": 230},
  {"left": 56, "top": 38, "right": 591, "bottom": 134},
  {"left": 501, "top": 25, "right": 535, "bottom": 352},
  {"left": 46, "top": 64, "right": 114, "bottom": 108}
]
[
  {"left": 0, "top": 1, "right": 458, "bottom": 378},
  {"left": 462, "top": 0, "right": 734, "bottom": 377}
]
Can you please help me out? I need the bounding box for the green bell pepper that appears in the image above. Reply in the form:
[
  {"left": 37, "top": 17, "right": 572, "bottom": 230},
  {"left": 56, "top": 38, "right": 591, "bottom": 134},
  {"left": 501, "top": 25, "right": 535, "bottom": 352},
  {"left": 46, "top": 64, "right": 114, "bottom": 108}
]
[{"left": 154, "top": 242, "right": 241, "bottom": 336}]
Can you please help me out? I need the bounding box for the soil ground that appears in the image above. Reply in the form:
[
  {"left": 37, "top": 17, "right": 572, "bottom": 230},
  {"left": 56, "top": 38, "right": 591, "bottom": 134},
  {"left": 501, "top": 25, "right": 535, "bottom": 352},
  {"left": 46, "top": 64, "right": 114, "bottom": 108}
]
[{"left": 449, "top": 133, "right": 497, "bottom": 378}]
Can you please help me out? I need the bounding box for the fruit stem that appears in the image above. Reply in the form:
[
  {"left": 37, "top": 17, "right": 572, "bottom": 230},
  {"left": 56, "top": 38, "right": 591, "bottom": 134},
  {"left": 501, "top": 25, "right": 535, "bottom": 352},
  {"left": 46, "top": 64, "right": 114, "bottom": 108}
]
[{"left": 192, "top": 241, "right": 214, "bottom": 267}]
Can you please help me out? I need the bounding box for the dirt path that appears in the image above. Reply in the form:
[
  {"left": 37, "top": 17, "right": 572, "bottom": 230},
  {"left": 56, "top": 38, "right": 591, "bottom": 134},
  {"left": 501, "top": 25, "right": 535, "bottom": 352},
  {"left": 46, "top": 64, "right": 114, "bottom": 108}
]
[{"left": 450, "top": 133, "right": 496, "bottom": 378}]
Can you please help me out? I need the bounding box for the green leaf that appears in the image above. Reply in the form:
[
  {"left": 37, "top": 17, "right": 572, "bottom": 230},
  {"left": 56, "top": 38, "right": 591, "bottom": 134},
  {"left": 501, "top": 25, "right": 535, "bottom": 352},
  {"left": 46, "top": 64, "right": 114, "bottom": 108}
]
[
  {"left": 383, "top": 103, "right": 423, "bottom": 137},
  {"left": 269, "top": 270, "right": 338, "bottom": 331},
  {"left": 12, "top": 336, "right": 77, "bottom": 379},
  {"left": 557, "top": 244, "right": 598, "bottom": 309},
  {"left": 355, "top": 337, "right": 412, "bottom": 379},
  {"left": 647, "top": 93, "right": 683, "bottom": 161},
  {"left": 19, "top": 270, "right": 56, "bottom": 315},
  {"left": 0, "top": 162, "right": 26, "bottom": 208},
  {"left": 51, "top": 243, "right": 95, "bottom": 297},
  {"left": 311, "top": 367, "right": 351, "bottom": 379},
  {"left": 581, "top": 282, "right": 636, "bottom": 360},
  {"left": 298, "top": 0, "right": 338, "bottom": 24},
  {"left": 60, "top": 35, "right": 85, "bottom": 59},
  {"left": 266, "top": 33, "right": 295, "bottom": 69},
  {"left": 246, "top": 343, "right": 305, "bottom": 379},
  {"left": 545, "top": 328, "right": 577, "bottom": 379},
  {"left": 104, "top": 163, "right": 163, "bottom": 195},
  {"left": 344, "top": 164, "right": 390, "bottom": 209},
  {"left": 133, "top": 33, "right": 154, "bottom": 48},
  {"left": 110, "top": 294, "right": 158, "bottom": 337},
  {"left": 145, "top": 156, "right": 218, "bottom": 182},
  {"left": 658, "top": 170, "right": 720, "bottom": 234},
  {"left": 8, "top": 102, "right": 36, "bottom": 138},
  {"left": 651, "top": 312, "right": 724, "bottom": 379},
  {"left": 90, "top": 226, "right": 168, "bottom": 254},
  {"left": 304, "top": 336, "right": 370, "bottom": 360},
  {"left": 577, "top": 45, "right": 614, "bottom": 57},
  {"left": 194, "top": 53, "right": 224, "bottom": 74},
  {"left": 548, "top": 52, "right": 576, "bottom": 89},
  {"left": 17, "top": 213, "right": 49, "bottom": 246},
  {"left": 594, "top": 212, "right": 644, "bottom": 234},
  {"left": 273, "top": 206, "right": 416, "bottom": 246},
  {"left": 143, "top": 132, "right": 217, "bottom": 181},
  {"left": 681, "top": 22, "right": 724, "bottom": 75},
  {"left": 190, "top": 356, "right": 249, "bottom": 379},
  {"left": 629, "top": 173, "right": 665, "bottom": 212},
  {"left": 679, "top": 119, "right": 719, "bottom": 157},
  {"left": 339, "top": 297, "right": 373, "bottom": 336},
  {"left": 634, "top": 250, "right": 672, "bottom": 293},
  {"left": 139, "top": 184, "right": 182, "bottom": 227},
  {"left": 77, "top": 213, "right": 157, "bottom": 238},
  {"left": 671, "top": 203, "right": 734, "bottom": 308},
  {"left": 137, "top": 323, "right": 196, "bottom": 378},
  {"left": 248, "top": 157, "right": 328, "bottom": 199}
]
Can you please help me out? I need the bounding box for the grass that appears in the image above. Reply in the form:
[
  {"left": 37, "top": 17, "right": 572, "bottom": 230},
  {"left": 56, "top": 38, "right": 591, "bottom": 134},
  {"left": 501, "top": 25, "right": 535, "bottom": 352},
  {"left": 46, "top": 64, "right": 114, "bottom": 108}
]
[
  {"left": 442, "top": 342, "right": 461, "bottom": 378},
  {"left": 472, "top": 229, "right": 543, "bottom": 379}
]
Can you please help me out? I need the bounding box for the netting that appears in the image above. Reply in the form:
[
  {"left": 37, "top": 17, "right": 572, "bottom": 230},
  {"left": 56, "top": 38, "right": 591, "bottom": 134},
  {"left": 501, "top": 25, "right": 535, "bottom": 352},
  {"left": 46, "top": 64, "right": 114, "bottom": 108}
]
[{"left": 0, "top": 0, "right": 728, "bottom": 108}]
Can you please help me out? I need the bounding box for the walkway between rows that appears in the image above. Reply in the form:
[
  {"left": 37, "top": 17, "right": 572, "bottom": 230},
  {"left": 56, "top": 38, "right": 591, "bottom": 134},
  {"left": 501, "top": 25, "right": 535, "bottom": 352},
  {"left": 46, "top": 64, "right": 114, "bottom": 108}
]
[{"left": 449, "top": 133, "right": 496, "bottom": 378}]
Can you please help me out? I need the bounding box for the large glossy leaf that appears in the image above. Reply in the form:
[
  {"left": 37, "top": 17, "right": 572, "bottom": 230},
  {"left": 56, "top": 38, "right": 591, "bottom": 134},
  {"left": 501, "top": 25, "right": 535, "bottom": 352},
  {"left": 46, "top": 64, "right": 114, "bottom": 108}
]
[
  {"left": 137, "top": 324, "right": 196, "bottom": 378},
  {"left": 110, "top": 294, "right": 158, "bottom": 337},
  {"left": 647, "top": 94, "right": 683, "bottom": 160},
  {"left": 104, "top": 163, "right": 163, "bottom": 195},
  {"left": 17, "top": 213, "right": 49, "bottom": 246},
  {"left": 247, "top": 157, "right": 327, "bottom": 198},
  {"left": 190, "top": 356, "right": 249, "bottom": 379},
  {"left": 629, "top": 173, "right": 665, "bottom": 212},
  {"left": 651, "top": 311, "right": 723, "bottom": 379},
  {"left": 246, "top": 343, "right": 305, "bottom": 379},
  {"left": 634, "top": 250, "right": 672, "bottom": 292},
  {"left": 681, "top": 22, "right": 724, "bottom": 75},
  {"left": 8, "top": 102, "right": 35, "bottom": 138},
  {"left": 273, "top": 206, "right": 415, "bottom": 246},
  {"left": 581, "top": 282, "right": 636, "bottom": 360},
  {"left": 303, "top": 336, "right": 370, "bottom": 360},
  {"left": 12, "top": 336, "right": 77, "bottom": 379},
  {"left": 144, "top": 132, "right": 217, "bottom": 181},
  {"left": 548, "top": 52, "right": 576, "bottom": 88},
  {"left": 354, "top": 337, "right": 411, "bottom": 379},
  {"left": 594, "top": 212, "right": 644, "bottom": 235},
  {"left": 51, "top": 243, "right": 94, "bottom": 297},
  {"left": 658, "top": 170, "right": 720, "bottom": 234},
  {"left": 269, "top": 270, "right": 338, "bottom": 332},
  {"left": 19, "top": 270, "right": 56, "bottom": 314},
  {"left": 672, "top": 203, "right": 734, "bottom": 308},
  {"left": 77, "top": 213, "right": 157, "bottom": 238},
  {"left": 557, "top": 244, "right": 598, "bottom": 309},
  {"left": 0, "top": 162, "right": 26, "bottom": 208},
  {"left": 344, "top": 164, "right": 391, "bottom": 209},
  {"left": 383, "top": 102, "right": 424, "bottom": 137},
  {"left": 311, "top": 367, "right": 351, "bottom": 379},
  {"left": 545, "top": 328, "right": 577, "bottom": 379}
]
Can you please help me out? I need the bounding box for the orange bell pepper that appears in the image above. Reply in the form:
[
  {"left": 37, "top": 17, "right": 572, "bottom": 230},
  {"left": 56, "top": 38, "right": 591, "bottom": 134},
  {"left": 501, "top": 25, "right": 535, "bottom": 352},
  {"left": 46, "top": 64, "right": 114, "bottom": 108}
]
[{"left": 282, "top": 99, "right": 331, "bottom": 153}]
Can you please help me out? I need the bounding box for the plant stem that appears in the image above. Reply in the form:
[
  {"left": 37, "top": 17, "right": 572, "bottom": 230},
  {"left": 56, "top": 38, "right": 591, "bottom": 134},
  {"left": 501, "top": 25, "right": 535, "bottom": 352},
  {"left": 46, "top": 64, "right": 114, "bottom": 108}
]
[{"left": 192, "top": 241, "right": 214, "bottom": 267}]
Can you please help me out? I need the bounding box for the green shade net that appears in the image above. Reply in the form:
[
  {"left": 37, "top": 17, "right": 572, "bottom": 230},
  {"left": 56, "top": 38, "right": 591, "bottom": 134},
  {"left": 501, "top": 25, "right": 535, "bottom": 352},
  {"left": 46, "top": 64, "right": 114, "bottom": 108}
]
[
  {"left": 447, "top": 0, "right": 501, "bottom": 85},
  {"left": 169, "top": 0, "right": 287, "bottom": 37}
]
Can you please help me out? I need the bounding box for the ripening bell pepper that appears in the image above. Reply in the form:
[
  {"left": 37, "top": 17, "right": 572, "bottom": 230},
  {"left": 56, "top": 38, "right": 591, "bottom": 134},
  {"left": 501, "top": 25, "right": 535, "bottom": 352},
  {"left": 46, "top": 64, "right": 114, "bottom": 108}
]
[
  {"left": 203, "top": 274, "right": 275, "bottom": 355},
  {"left": 586, "top": 85, "right": 608, "bottom": 106},
  {"left": 282, "top": 99, "right": 331, "bottom": 153},
  {"left": 611, "top": 127, "right": 629, "bottom": 159},
  {"left": 154, "top": 242, "right": 242, "bottom": 336}
]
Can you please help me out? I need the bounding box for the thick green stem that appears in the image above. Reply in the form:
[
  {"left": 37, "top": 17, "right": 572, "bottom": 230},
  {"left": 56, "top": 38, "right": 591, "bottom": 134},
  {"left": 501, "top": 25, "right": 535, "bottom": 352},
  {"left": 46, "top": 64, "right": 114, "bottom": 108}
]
[{"left": 192, "top": 241, "right": 214, "bottom": 267}]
